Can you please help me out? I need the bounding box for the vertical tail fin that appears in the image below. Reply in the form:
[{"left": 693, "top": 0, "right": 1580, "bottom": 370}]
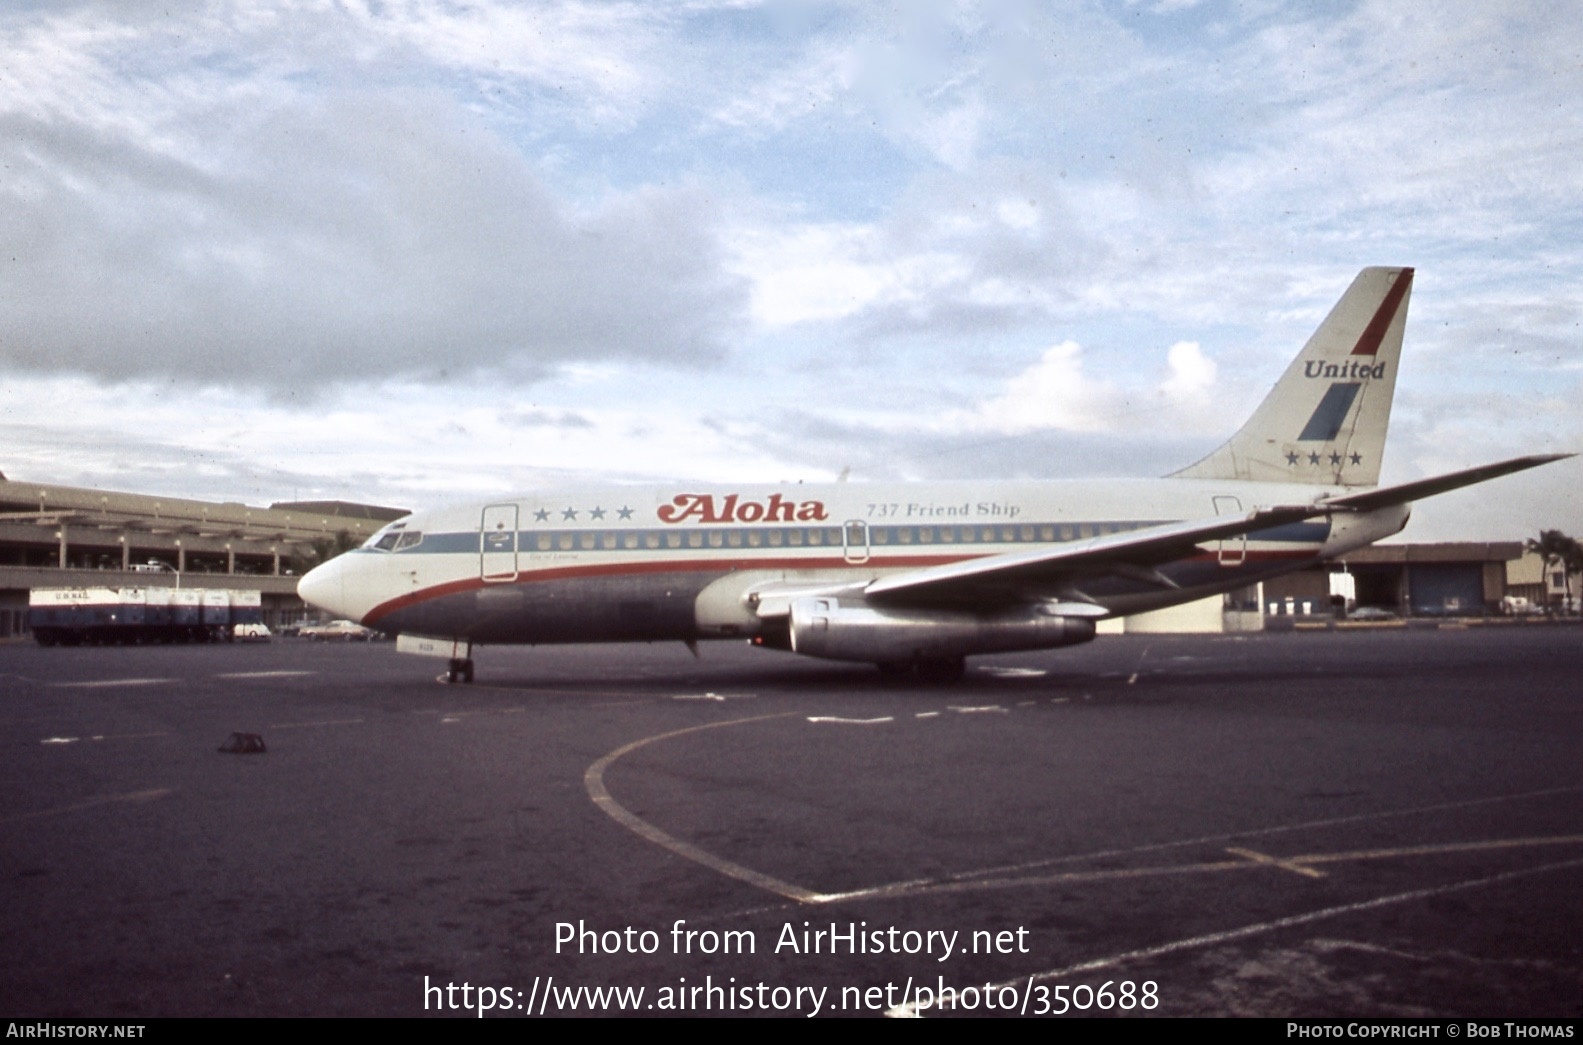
[{"left": 1170, "top": 266, "right": 1413, "bottom": 487}]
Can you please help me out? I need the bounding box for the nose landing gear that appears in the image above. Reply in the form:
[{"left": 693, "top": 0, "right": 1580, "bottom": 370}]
[{"left": 444, "top": 658, "right": 475, "bottom": 684}]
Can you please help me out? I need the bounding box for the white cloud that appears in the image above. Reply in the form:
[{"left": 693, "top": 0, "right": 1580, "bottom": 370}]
[
  {"left": 958, "top": 340, "right": 1123, "bottom": 434},
  {"left": 1160, "top": 340, "right": 1216, "bottom": 401}
]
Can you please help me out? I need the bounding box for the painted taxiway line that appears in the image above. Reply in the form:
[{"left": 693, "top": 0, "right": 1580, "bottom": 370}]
[
  {"left": 268, "top": 718, "right": 367, "bottom": 730},
  {"left": 890, "top": 854, "right": 1583, "bottom": 1017},
  {"left": 585, "top": 712, "right": 820, "bottom": 904},
  {"left": 40, "top": 732, "right": 171, "bottom": 745},
  {"left": 214, "top": 670, "right": 316, "bottom": 679},
  {"left": 940, "top": 783, "right": 1583, "bottom": 884},
  {"left": 53, "top": 678, "right": 174, "bottom": 689}
]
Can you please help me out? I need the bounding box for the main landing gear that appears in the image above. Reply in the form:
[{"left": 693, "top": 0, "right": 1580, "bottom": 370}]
[{"left": 444, "top": 657, "right": 475, "bottom": 684}]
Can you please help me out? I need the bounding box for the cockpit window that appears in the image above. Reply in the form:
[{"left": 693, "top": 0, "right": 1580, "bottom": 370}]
[
  {"left": 366, "top": 522, "right": 408, "bottom": 551},
  {"left": 394, "top": 530, "right": 423, "bottom": 551}
]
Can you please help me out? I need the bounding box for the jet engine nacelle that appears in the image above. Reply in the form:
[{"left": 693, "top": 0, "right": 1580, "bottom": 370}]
[{"left": 787, "top": 597, "right": 1097, "bottom": 664}]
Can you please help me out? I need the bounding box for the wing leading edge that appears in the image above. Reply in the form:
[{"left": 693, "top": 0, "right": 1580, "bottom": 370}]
[{"left": 860, "top": 454, "right": 1571, "bottom": 608}]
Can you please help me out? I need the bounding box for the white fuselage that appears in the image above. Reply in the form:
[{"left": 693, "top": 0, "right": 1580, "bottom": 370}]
[{"left": 297, "top": 477, "right": 1408, "bottom": 646}]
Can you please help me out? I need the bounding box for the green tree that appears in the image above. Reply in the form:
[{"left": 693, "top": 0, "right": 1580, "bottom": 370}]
[{"left": 289, "top": 529, "right": 358, "bottom": 576}]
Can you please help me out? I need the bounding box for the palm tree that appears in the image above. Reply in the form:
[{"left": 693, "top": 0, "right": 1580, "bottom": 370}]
[
  {"left": 1564, "top": 539, "right": 1583, "bottom": 616},
  {"left": 1527, "top": 530, "right": 1581, "bottom": 615}
]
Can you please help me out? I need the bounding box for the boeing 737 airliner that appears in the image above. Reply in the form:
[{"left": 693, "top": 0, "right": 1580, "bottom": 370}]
[{"left": 299, "top": 268, "right": 1566, "bottom": 682}]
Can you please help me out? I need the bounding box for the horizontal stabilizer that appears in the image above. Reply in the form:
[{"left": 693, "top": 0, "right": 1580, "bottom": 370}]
[{"left": 1321, "top": 454, "right": 1573, "bottom": 512}]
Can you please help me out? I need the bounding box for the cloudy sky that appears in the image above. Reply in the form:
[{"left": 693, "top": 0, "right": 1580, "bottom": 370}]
[{"left": 2, "top": 0, "right": 1579, "bottom": 540}]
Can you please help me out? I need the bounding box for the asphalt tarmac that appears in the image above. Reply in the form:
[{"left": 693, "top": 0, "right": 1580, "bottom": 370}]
[{"left": 2, "top": 625, "right": 1580, "bottom": 1018}]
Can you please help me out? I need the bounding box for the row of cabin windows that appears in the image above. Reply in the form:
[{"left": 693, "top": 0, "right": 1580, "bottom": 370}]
[{"left": 516, "top": 521, "right": 1150, "bottom": 554}]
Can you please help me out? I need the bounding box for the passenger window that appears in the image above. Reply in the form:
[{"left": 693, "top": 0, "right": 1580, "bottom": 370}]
[
  {"left": 580, "top": 533, "right": 596, "bottom": 550},
  {"left": 918, "top": 527, "right": 934, "bottom": 544},
  {"left": 768, "top": 530, "right": 784, "bottom": 546},
  {"left": 806, "top": 528, "right": 823, "bottom": 546},
  {"left": 602, "top": 533, "right": 617, "bottom": 550},
  {"left": 666, "top": 533, "right": 681, "bottom": 548},
  {"left": 788, "top": 530, "right": 804, "bottom": 546},
  {"left": 1040, "top": 525, "right": 1055, "bottom": 541},
  {"left": 646, "top": 533, "right": 661, "bottom": 549},
  {"left": 747, "top": 531, "right": 763, "bottom": 547},
  {"left": 558, "top": 534, "right": 574, "bottom": 550},
  {"left": 727, "top": 531, "right": 742, "bottom": 547},
  {"left": 687, "top": 532, "right": 703, "bottom": 548},
  {"left": 940, "top": 527, "right": 956, "bottom": 543},
  {"left": 623, "top": 533, "right": 639, "bottom": 549},
  {"left": 708, "top": 532, "right": 723, "bottom": 548},
  {"left": 537, "top": 534, "right": 552, "bottom": 551}
]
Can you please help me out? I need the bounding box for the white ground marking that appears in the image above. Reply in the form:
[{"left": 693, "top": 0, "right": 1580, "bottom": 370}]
[
  {"left": 587, "top": 716, "right": 1583, "bottom": 911},
  {"left": 1227, "top": 846, "right": 1328, "bottom": 879},
  {"left": 948, "top": 704, "right": 1007, "bottom": 714},
  {"left": 214, "top": 671, "right": 315, "bottom": 679},
  {"left": 888, "top": 855, "right": 1583, "bottom": 1017},
  {"left": 807, "top": 716, "right": 894, "bottom": 725},
  {"left": 53, "top": 678, "right": 174, "bottom": 688},
  {"left": 942, "top": 784, "right": 1583, "bottom": 884},
  {"left": 269, "top": 718, "right": 367, "bottom": 729},
  {"left": 585, "top": 713, "right": 821, "bottom": 903},
  {"left": 40, "top": 732, "right": 170, "bottom": 744}
]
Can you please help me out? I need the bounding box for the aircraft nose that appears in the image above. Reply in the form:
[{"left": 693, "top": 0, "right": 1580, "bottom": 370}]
[{"left": 298, "top": 557, "right": 355, "bottom": 620}]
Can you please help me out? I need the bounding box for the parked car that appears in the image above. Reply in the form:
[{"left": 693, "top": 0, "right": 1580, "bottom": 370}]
[
  {"left": 233, "top": 623, "right": 273, "bottom": 642},
  {"left": 301, "top": 619, "right": 376, "bottom": 641}
]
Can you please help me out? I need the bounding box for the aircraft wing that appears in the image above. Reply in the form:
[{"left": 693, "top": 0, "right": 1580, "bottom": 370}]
[
  {"left": 863, "top": 454, "right": 1571, "bottom": 608},
  {"left": 863, "top": 504, "right": 1323, "bottom": 606},
  {"left": 1317, "top": 454, "right": 1572, "bottom": 512}
]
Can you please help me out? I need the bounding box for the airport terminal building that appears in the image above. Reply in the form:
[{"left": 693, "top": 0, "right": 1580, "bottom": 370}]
[{"left": 0, "top": 473, "right": 403, "bottom": 638}]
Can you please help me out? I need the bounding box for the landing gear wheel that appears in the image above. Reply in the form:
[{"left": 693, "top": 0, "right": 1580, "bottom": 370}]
[{"left": 444, "top": 658, "right": 476, "bottom": 684}]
